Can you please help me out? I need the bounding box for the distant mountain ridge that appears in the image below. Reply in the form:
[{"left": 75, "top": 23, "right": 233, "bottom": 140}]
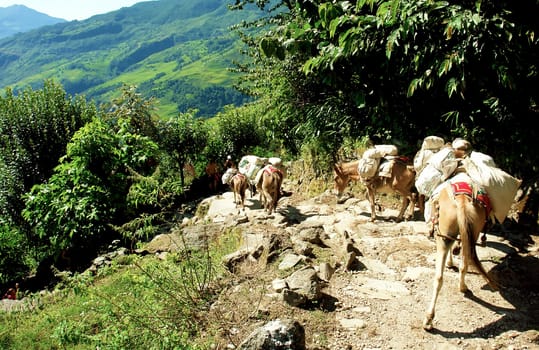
[
  {"left": 0, "top": 0, "right": 262, "bottom": 117},
  {"left": 0, "top": 5, "right": 66, "bottom": 39}
]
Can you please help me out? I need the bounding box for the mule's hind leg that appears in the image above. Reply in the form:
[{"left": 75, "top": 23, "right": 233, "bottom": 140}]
[
  {"left": 458, "top": 252, "right": 470, "bottom": 293},
  {"left": 239, "top": 183, "right": 247, "bottom": 209},
  {"left": 265, "top": 184, "right": 278, "bottom": 214},
  {"left": 260, "top": 191, "right": 268, "bottom": 212},
  {"left": 234, "top": 187, "right": 239, "bottom": 206},
  {"left": 266, "top": 191, "right": 274, "bottom": 214},
  {"left": 423, "top": 237, "right": 452, "bottom": 330},
  {"left": 367, "top": 186, "right": 377, "bottom": 221},
  {"left": 407, "top": 194, "right": 415, "bottom": 220},
  {"left": 270, "top": 185, "right": 280, "bottom": 214},
  {"left": 260, "top": 179, "right": 271, "bottom": 213},
  {"left": 395, "top": 195, "right": 410, "bottom": 222},
  {"left": 445, "top": 242, "right": 456, "bottom": 269}
]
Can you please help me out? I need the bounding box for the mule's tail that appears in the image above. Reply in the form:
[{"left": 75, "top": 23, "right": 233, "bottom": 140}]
[
  {"left": 273, "top": 171, "right": 284, "bottom": 203},
  {"left": 456, "top": 195, "right": 498, "bottom": 290}
]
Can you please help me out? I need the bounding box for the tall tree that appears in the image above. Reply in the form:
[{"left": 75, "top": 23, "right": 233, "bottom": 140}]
[
  {"left": 237, "top": 0, "right": 538, "bottom": 177},
  {"left": 156, "top": 110, "right": 208, "bottom": 187},
  {"left": 0, "top": 80, "right": 95, "bottom": 225},
  {"left": 23, "top": 87, "right": 159, "bottom": 268}
]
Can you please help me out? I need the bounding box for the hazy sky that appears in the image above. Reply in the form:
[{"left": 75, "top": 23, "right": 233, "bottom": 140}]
[{"left": 0, "top": 0, "right": 153, "bottom": 20}]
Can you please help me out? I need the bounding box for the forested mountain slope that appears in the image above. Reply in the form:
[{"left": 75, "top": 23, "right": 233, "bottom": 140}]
[{"left": 0, "top": 0, "right": 261, "bottom": 117}]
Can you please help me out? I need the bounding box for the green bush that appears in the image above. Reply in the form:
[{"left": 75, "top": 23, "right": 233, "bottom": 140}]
[
  {"left": 0, "top": 80, "right": 95, "bottom": 226},
  {"left": 23, "top": 104, "right": 159, "bottom": 263},
  {"left": 0, "top": 223, "right": 33, "bottom": 285}
]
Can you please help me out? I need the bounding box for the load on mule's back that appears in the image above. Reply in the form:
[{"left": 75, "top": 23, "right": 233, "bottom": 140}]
[
  {"left": 259, "top": 163, "right": 284, "bottom": 214},
  {"left": 220, "top": 155, "right": 248, "bottom": 209},
  {"left": 237, "top": 155, "right": 286, "bottom": 197},
  {"left": 418, "top": 137, "right": 522, "bottom": 331},
  {"left": 415, "top": 137, "right": 522, "bottom": 237},
  {"left": 230, "top": 171, "right": 248, "bottom": 209},
  {"left": 236, "top": 155, "right": 266, "bottom": 196},
  {"left": 334, "top": 144, "right": 417, "bottom": 222}
]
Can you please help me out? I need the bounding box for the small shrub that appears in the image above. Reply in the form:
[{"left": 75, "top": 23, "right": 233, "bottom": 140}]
[{"left": 0, "top": 223, "right": 33, "bottom": 284}]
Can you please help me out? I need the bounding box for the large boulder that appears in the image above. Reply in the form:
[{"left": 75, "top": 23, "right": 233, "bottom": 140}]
[{"left": 238, "top": 318, "right": 305, "bottom": 350}]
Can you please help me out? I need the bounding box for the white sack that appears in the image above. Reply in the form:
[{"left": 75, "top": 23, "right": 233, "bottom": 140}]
[
  {"left": 469, "top": 151, "right": 497, "bottom": 167},
  {"left": 427, "top": 147, "right": 458, "bottom": 180},
  {"left": 221, "top": 168, "right": 237, "bottom": 185},
  {"left": 374, "top": 144, "right": 398, "bottom": 156},
  {"left": 462, "top": 157, "right": 521, "bottom": 223},
  {"left": 414, "top": 149, "right": 435, "bottom": 173},
  {"left": 363, "top": 148, "right": 386, "bottom": 159},
  {"left": 415, "top": 147, "right": 457, "bottom": 198},
  {"left": 358, "top": 157, "right": 380, "bottom": 179},
  {"left": 238, "top": 155, "right": 266, "bottom": 180},
  {"left": 421, "top": 136, "right": 445, "bottom": 150}
]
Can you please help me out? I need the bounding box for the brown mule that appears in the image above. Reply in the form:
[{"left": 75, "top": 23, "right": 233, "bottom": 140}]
[
  {"left": 258, "top": 165, "right": 283, "bottom": 214},
  {"left": 333, "top": 159, "right": 418, "bottom": 222},
  {"left": 423, "top": 176, "right": 498, "bottom": 331},
  {"left": 205, "top": 160, "right": 220, "bottom": 192},
  {"left": 230, "top": 173, "right": 248, "bottom": 209}
]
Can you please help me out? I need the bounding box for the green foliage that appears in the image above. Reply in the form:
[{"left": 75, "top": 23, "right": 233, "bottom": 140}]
[
  {"left": 203, "top": 104, "right": 266, "bottom": 161},
  {"left": 156, "top": 110, "right": 209, "bottom": 187},
  {"left": 0, "top": 80, "right": 95, "bottom": 282},
  {"left": 0, "top": 80, "right": 94, "bottom": 226},
  {"left": 236, "top": 0, "right": 539, "bottom": 185},
  {"left": 299, "top": 140, "right": 335, "bottom": 179},
  {"left": 231, "top": 1, "right": 370, "bottom": 158},
  {"left": 0, "top": 223, "right": 32, "bottom": 284},
  {"left": 22, "top": 87, "right": 160, "bottom": 260},
  {"left": 105, "top": 85, "right": 161, "bottom": 143},
  {"left": 336, "top": 136, "right": 372, "bottom": 161},
  {"left": 22, "top": 119, "right": 118, "bottom": 253},
  {"left": 0, "top": 226, "right": 241, "bottom": 349}
]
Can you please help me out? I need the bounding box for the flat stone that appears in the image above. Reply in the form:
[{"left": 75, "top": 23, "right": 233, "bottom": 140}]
[
  {"left": 278, "top": 253, "right": 303, "bottom": 270},
  {"left": 402, "top": 266, "right": 432, "bottom": 282},
  {"left": 354, "top": 276, "right": 410, "bottom": 299},
  {"left": 357, "top": 257, "right": 397, "bottom": 275},
  {"left": 271, "top": 278, "right": 288, "bottom": 292},
  {"left": 338, "top": 317, "right": 366, "bottom": 330}
]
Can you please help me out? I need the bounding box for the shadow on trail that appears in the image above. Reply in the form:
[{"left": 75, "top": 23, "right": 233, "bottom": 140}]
[
  {"left": 278, "top": 205, "right": 313, "bottom": 225},
  {"left": 428, "top": 253, "right": 539, "bottom": 339}
]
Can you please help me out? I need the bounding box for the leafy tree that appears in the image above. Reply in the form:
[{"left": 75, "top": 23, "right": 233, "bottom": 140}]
[
  {"left": 23, "top": 89, "right": 159, "bottom": 266},
  {"left": 211, "top": 104, "right": 266, "bottom": 160},
  {"left": 0, "top": 80, "right": 95, "bottom": 225},
  {"left": 0, "top": 80, "right": 95, "bottom": 282},
  {"left": 231, "top": 0, "right": 360, "bottom": 159},
  {"left": 103, "top": 84, "right": 160, "bottom": 142},
  {"left": 235, "top": 0, "right": 539, "bottom": 185},
  {"left": 0, "top": 223, "right": 30, "bottom": 285},
  {"left": 156, "top": 110, "right": 208, "bottom": 187}
]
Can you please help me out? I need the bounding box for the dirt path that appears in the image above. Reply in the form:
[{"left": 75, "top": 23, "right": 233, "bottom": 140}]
[
  {"left": 324, "top": 207, "right": 539, "bottom": 349},
  {"left": 204, "top": 187, "right": 539, "bottom": 349}
]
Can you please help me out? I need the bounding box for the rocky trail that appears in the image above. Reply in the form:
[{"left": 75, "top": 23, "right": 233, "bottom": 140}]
[
  {"left": 3, "top": 175, "right": 538, "bottom": 349},
  {"left": 192, "top": 180, "right": 539, "bottom": 349}
]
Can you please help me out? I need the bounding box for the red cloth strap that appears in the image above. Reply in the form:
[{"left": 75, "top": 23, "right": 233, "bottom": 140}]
[
  {"left": 264, "top": 165, "right": 281, "bottom": 175},
  {"left": 451, "top": 181, "right": 492, "bottom": 217},
  {"left": 451, "top": 182, "right": 472, "bottom": 196}
]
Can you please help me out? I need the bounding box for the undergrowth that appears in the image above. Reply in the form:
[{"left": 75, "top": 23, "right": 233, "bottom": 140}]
[{"left": 0, "top": 226, "right": 242, "bottom": 350}]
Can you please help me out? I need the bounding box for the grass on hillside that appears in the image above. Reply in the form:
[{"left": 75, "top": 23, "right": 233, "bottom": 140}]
[{"left": 0, "top": 226, "right": 243, "bottom": 350}]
